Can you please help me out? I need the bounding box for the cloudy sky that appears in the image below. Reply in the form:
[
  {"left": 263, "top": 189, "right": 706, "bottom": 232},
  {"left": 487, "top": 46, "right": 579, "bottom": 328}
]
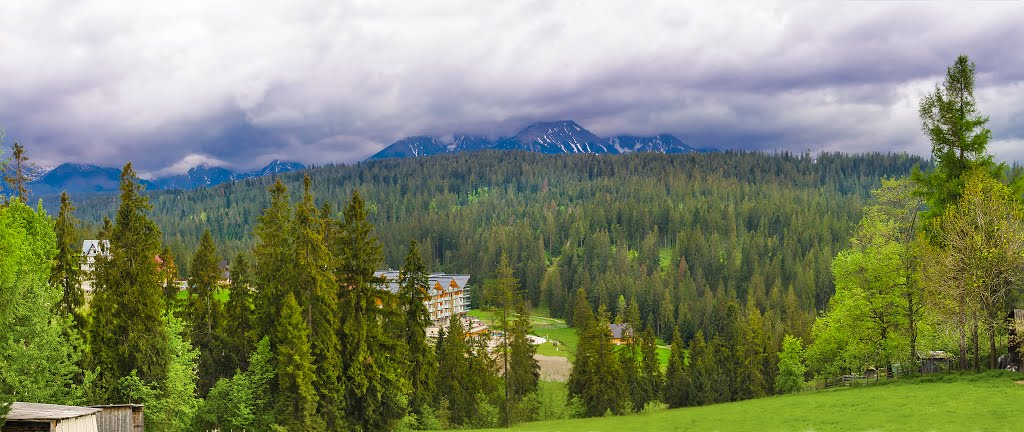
[{"left": 2, "top": 1, "right": 1023, "bottom": 176}]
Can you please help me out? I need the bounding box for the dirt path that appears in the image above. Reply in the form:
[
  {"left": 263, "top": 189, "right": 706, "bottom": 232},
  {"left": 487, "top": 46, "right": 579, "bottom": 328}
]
[{"left": 536, "top": 354, "right": 572, "bottom": 382}]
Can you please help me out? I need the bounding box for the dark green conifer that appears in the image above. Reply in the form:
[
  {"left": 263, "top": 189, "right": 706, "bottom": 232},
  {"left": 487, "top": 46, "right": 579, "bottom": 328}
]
[
  {"left": 188, "top": 230, "right": 225, "bottom": 396},
  {"left": 223, "top": 253, "right": 254, "bottom": 374},
  {"left": 253, "top": 179, "right": 293, "bottom": 343},
  {"left": 664, "top": 328, "right": 688, "bottom": 408},
  {"left": 51, "top": 192, "right": 84, "bottom": 328},
  {"left": 294, "top": 176, "right": 345, "bottom": 428},
  {"left": 274, "top": 293, "right": 323, "bottom": 431},
  {"left": 397, "top": 240, "right": 436, "bottom": 415},
  {"left": 88, "top": 163, "right": 169, "bottom": 401}
]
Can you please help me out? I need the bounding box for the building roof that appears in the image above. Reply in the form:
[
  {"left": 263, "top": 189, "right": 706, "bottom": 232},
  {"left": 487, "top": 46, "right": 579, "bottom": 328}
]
[
  {"left": 373, "top": 271, "right": 471, "bottom": 295},
  {"left": 81, "top": 240, "right": 110, "bottom": 257},
  {"left": 609, "top": 323, "right": 633, "bottom": 339},
  {"left": 7, "top": 402, "right": 101, "bottom": 421}
]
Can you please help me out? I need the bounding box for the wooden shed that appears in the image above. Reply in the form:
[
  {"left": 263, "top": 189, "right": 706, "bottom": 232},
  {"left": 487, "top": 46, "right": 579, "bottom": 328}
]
[
  {"left": 89, "top": 405, "right": 143, "bottom": 432},
  {"left": 2, "top": 402, "right": 100, "bottom": 432}
]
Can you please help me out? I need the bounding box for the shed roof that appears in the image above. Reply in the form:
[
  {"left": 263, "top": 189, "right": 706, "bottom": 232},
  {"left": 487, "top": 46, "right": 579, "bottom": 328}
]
[{"left": 7, "top": 402, "right": 101, "bottom": 421}]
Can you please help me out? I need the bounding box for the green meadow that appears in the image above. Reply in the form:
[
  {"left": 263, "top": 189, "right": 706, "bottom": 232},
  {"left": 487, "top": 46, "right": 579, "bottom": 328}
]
[{"left": 458, "top": 372, "right": 1024, "bottom": 432}]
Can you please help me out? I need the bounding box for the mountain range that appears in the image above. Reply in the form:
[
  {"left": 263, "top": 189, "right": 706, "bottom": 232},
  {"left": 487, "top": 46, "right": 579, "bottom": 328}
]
[
  {"left": 367, "top": 120, "right": 712, "bottom": 160},
  {"left": 6, "top": 160, "right": 305, "bottom": 196}
]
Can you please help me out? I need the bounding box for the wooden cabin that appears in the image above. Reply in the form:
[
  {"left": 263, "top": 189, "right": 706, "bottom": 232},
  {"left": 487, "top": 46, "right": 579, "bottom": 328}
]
[
  {"left": 90, "top": 405, "right": 143, "bottom": 432},
  {"left": 3, "top": 402, "right": 100, "bottom": 432}
]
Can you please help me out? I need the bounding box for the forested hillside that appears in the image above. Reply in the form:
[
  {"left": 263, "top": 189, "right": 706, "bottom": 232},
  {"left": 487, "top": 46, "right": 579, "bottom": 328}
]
[{"left": 72, "top": 150, "right": 924, "bottom": 343}]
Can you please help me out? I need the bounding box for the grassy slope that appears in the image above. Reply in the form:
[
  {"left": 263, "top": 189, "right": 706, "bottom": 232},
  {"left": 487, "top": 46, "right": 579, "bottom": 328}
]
[{"left": 462, "top": 372, "right": 1024, "bottom": 432}]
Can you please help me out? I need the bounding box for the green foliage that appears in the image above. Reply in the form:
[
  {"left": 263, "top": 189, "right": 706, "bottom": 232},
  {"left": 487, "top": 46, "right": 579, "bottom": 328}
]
[
  {"left": 664, "top": 329, "right": 688, "bottom": 408},
  {"left": 188, "top": 230, "right": 226, "bottom": 395},
  {"left": 569, "top": 305, "right": 627, "bottom": 417},
  {"left": 274, "top": 293, "right": 323, "bottom": 431},
  {"left": 117, "top": 314, "right": 200, "bottom": 432},
  {"left": 223, "top": 253, "right": 255, "bottom": 376},
  {"left": 195, "top": 337, "right": 275, "bottom": 431},
  {"left": 51, "top": 192, "right": 84, "bottom": 327},
  {"left": 915, "top": 54, "right": 997, "bottom": 226},
  {"left": 397, "top": 240, "right": 437, "bottom": 415},
  {"left": 776, "top": 335, "right": 806, "bottom": 395},
  {"left": 89, "top": 163, "right": 170, "bottom": 401},
  {"left": 253, "top": 179, "right": 294, "bottom": 343},
  {"left": 509, "top": 299, "right": 540, "bottom": 402},
  {"left": 0, "top": 199, "right": 83, "bottom": 407}
]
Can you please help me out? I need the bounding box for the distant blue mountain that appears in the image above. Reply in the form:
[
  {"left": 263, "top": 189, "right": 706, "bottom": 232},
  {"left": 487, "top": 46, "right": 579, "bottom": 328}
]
[
  {"left": 367, "top": 120, "right": 711, "bottom": 160},
  {"left": 24, "top": 160, "right": 305, "bottom": 195}
]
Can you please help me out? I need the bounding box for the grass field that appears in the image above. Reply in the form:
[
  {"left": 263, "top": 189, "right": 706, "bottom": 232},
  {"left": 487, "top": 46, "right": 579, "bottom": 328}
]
[{"left": 458, "top": 372, "right": 1024, "bottom": 432}]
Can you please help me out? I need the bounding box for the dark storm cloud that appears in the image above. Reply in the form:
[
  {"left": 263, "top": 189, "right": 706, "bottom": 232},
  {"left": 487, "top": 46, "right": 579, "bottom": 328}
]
[{"left": 1, "top": 1, "right": 1023, "bottom": 175}]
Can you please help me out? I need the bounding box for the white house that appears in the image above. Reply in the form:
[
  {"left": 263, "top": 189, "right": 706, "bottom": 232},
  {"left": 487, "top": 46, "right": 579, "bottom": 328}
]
[{"left": 80, "top": 240, "right": 109, "bottom": 292}]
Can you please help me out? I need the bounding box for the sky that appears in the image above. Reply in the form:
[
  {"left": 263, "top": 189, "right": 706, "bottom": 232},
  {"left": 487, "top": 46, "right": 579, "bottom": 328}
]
[{"left": 2, "top": 1, "right": 1023, "bottom": 177}]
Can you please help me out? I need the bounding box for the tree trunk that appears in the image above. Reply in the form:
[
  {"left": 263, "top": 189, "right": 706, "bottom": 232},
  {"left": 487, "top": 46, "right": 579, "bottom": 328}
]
[
  {"left": 989, "top": 319, "right": 998, "bottom": 370},
  {"left": 972, "top": 321, "right": 980, "bottom": 372}
]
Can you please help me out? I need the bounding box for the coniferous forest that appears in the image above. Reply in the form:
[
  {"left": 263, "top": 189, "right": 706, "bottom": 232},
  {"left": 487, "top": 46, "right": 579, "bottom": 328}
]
[{"left": 3, "top": 55, "right": 1024, "bottom": 431}]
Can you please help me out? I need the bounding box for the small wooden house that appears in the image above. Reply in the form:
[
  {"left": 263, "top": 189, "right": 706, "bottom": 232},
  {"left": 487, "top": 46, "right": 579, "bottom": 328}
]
[
  {"left": 3, "top": 402, "right": 100, "bottom": 432},
  {"left": 609, "top": 323, "right": 633, "bottom": 345}
]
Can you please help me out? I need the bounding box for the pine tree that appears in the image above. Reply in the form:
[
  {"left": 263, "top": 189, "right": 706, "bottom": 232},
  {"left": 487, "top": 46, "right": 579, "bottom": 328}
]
[
  {"left": 223, "top": 253, "right": 254, "bottom": 375},
  {"left": 570, "top": 287, "right": 594, "bottom": 330},
  {"left": 397, "top": 240, "right": 437, "bottom": 415},
  {"left": 188, "top": 230, "right": 225, "bottom": 396},
  {"left": 253, "top": 179, "right": 294, "bottom": 343},
  {"left": 51, "top": 192, "right": 84, "bottom": 327},
  {"left": 687, "top": 331, "right": 714, "bottom": 406},
  {"left": 274, "top": 293, "right": 323, "bottom": 431},
  {"left": 88, "top": 163, "right": 169, "bottom": 402},
  {"left": 664, "top": 328, "right": 688, "bottom": 408},
  {"left": 294, "top": 176, "right": 345, "bottom": 428}
]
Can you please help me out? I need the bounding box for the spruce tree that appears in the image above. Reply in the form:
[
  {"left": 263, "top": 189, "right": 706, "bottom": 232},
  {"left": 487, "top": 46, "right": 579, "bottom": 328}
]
[
  {"left": 687, "top": 331, "right": 714, "bottom": 406},
  {"left": 397, "top": 240, "right": 437, "bottom": 415},
  {"left": 570, "top": 287, "right": 594, "bottom": 330},
  {"left": 508, "top": 299, "right": 540, "bottom": 401},
  {"left": 664, "top": 328, "right": 688, "bottom": 408},
  {"left": 335, "top": 190, "right": 407, "bottom": 431},
  {"left": 274, "top": 293, "right": 323, "bottom": 431},
  {"left": 223, "top": 253, "right": 254, "bottom": 374},
  {"left": 253, "top": 179, "right": 294, "bottom": 343},
  {"left": 158, "top": 246, "right": 180, "bottom": 313},
  {"left": 436, "top": 313, "right": 473, "bottom": 426},
  {"left": 637, "top": 324, "right": 663, "bottom": 409},
  {"left": 294, "top": 176, "right": 345, "bottom": 428},
  {"left": 51, "top": 192, "right": 84, "bottom": 327},
  {"left": 88, "top": 163, "right": 169, "bottom": 402},
  {"left": 569, "top": 304, "right": 626, "bottom": 417},
  {"left": 188, "top": 229, "right": 225, "bottom": 396}
]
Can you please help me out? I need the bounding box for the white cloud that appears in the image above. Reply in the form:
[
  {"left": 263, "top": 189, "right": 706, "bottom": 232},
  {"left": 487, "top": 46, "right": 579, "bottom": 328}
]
[{"left": 1, "top": 1, "right": 1023, "bottom": 170}]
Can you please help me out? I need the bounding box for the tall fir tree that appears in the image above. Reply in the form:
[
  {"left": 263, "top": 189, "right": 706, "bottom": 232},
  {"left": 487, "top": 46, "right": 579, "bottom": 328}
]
[
  {"left": 188, "top": 230, "right": 225, "bottom": 396},
  {"left": 508, "top": 299, "right": 540, "bottom": 402},
  {"left": 223, "top": 253, "right": 255, "bottom": 375},
  {"left": 637, "top": 324, "right": 663, "bottom": 410},
  {"left": 435, "top": 312, "right": 473, "bottom": 426},
  {"left": 397, "top": 240, "right": 437, "bottom": 415},
  {"left": 88, "top": 162, "right": 169, "bottom": 402},
  {"left": 664, "top": 328, "right": 688, "bottom": 408},
  {"left": 294, "top": 176, "right": 345, "bottom": 428},
  {"left": 51, "top": 192, "right": 84, "bottom": 327},
  {"left": 335, "top": 190, "right": 408, "bottom": 431},
  {"left": 253, "top": 179, "right": 294, "bottom": 344},
  {"left": 274, "top": 293, "right": 323, "bottom": 432},
  {"left": 158, "top": 246, "right": 180, "bottom": 313},
  {"left": 569, "top": 304, "right": 627, "bottom": 417}
]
